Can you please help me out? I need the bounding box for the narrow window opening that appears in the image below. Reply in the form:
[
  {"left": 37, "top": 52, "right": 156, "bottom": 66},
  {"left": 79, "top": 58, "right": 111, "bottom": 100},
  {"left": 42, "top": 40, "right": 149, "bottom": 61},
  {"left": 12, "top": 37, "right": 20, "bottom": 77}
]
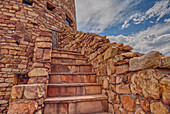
[
  {"left": 66, "top": 15, "right": 73, "bottom": 27},
  {"left": 23, "top": 0, "right": 33, "bottom": 6},
  {"left": 47, "top": 2, "right": 55, "bottom": 11}
]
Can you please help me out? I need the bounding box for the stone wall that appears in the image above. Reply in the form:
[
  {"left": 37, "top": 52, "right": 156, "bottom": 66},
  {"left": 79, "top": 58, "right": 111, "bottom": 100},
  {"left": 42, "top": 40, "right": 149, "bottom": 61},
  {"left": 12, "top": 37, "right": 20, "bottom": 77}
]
[
  {"left": 64, "top": 31, "right": 170, "bottom": 114},
  {"left": 0, "top": 0, "right": 76, "bottom": 113}
]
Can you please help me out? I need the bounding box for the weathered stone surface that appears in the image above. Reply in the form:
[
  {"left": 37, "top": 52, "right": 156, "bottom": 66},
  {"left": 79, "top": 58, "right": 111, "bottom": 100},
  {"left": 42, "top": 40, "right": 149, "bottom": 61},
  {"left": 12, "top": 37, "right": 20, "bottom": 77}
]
[
  {"left": 114, "top": 104, "right": 127, "bottom": 114},
  {"left": 116, "top": 84, "right": 131, "bottom": 94},
  {"left": 8, "top": 101, "right": 38, "bottom": 114},
  {"left": 107, "top": 90, "right": 116, "bottom": 103},
  {"left": 37, "top": 42, "right": 52, "bottom": 49},
  {"left": 113, "top": 55, "right": 124, "bottom": 63},
  {"left": 160, "top": 77, "right": 170, "bottom": 105},
  {"left": 99, "top": 63, "right": 107, "bottom": 75},
  {"left": 24, "top": 84, "right": 45, "bottom": 99},
  {"left": 131, "top": 69, "right": 165, "bottom": 99},
  {"left": 116, "top": 64, "right": 129, "bottom": 75},
  {"left": 122, "top": 45, "right": 133, "bottom": 51},
  {"left": 11, "top": 86, "right": 23, "bottom": 100},
  {"left": 140, "top": 100, "right": 150, "bottom": 113},
  {"left": 107, "top": 59, "right": 116, "bottom": 75},
  {"left": 77, "top": 101, "right": 103, "bottom": 114},
  {"left": 121, "top": 95, "right": 135, "bottom": 111},
  {"left": 121, "top": 52, "right": 137, "bottom": 58},
  {"left": 129, "top": 51, "right": 162, "bottom": 71},
  {"left": 28, "top": 68, "right": 48, "bottom": 77},
  {"left": 103, "top": 77, "right": 109, "bottom": 89},
  {"left": 160, "top": 56, "right": 170, "bottom": 69},
  {"left": 104, "top": 47, "right": 118, "bottom": 60},
  {"left": 135, "top": 108, "right": 146, "bottom": 114},
  {"left": 150, "top": 102, "right": 169, "bottom": 114}
]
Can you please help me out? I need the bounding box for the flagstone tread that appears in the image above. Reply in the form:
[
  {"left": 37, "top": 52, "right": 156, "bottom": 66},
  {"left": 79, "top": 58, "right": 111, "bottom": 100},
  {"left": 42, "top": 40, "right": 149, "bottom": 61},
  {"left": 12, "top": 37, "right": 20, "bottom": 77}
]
[
  {"left": 51, "top": 63, "right": 91, "bottom": 66},
  {"left": 49, "top": 72, "right": 96, "bottom": 75},
  {"left": 53, "top": 48, "right": 79, "bottom": 53},
  {"left": 45, "top": 94, "right": 107, "bottom": 103},
  {"left": 47, "top": 83, "right": 102, "bottom": 87}
]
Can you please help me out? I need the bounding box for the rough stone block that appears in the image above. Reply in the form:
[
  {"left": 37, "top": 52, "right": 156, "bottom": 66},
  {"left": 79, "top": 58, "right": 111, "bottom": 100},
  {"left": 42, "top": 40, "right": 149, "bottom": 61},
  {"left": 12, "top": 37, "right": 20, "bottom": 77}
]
[
  {"left": 150, "top": 102, "right": 169, "bottom": 114},
  {"left": 8, "top": 100, "right": 38, "bottom": 114},
  {"left": 160, "top": 77, "right": 170, "bottom": 105},
  {"left": 116, "top": 84, "right": 131, "bottom": 94},
  {"left": 131, "top": 69, "right": 165, "bottom": 99},
  {"left": 77, "top": 101, "right": 103, "bottom": 114},
  {"left": 24, "top": 84, "right": 45, "bottom": 99},
  {"left": 160, "top": 56, "right": 170, "bottom": 69},
  {"left": 115, "top": 64, "right": 129, "bottom": 75},
  {"left": 121, "top": 95, "right": 135, "bottom": 111},
  {"left": 28, "top": 68, "right": 48, "bottom": 77},
  {"left": 104, "top": 47, "right": 118, "bottom": 60},
  {"left": 129, "top": 51, "right": 162, "bottom": 71},
  {"left": 11, "top": 86, "right": 23, "bottom": 100}
]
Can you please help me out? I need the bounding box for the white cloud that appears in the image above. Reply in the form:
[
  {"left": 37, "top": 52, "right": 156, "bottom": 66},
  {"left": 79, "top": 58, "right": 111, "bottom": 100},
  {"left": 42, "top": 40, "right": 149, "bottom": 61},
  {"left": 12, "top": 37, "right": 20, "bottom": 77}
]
[
  {"left": 75, "top": 0, "right": 142, "bottom": 33},
  {"left": 108, "top": 23, "right": 170, "bottom": 56},
  {"left": 122, "top": 0, "right": 170, "bottom": 29},
  {"left": 164, "top": 18, "right": 170, "bottom": 23}
]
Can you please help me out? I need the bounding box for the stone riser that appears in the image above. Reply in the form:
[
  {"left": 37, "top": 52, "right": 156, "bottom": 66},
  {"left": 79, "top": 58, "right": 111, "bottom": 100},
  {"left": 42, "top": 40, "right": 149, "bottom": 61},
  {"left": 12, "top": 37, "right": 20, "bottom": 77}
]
[
  {"left": 51, "top": 58, "right": 87, "bottom": 64},
  {"left": 47, "top": 85, "right": 101, "bottom": 97},
  {"left": 51, "top": 64, "right": 92, "bottom": 73},
  {"left": 52, "top": 53, "right": 84, "bottom": 59},
  {"left": 49, "top": 74, "right": 96, "bottom": 84},
  {"left": 44, "top": 100, "right": 108, "bottom": 114}
]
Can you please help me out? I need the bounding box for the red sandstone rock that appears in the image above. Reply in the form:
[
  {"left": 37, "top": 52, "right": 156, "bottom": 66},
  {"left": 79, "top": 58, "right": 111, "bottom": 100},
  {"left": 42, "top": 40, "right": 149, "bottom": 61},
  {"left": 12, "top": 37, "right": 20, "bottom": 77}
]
[
  {"left": 11, "top": 86, "right": 23, "bottom": 100},
  {"left": 121, "top": 95, "right": 135, "bottom": 111},
  {"left": 7, "top": 101, "right": 38, "bottom": 114},
  {"left": 122, "top": 45, "right": 133, "bottom": 51},
  {"left": 140, "top": 100, "right": 150, "bottom": 113}
]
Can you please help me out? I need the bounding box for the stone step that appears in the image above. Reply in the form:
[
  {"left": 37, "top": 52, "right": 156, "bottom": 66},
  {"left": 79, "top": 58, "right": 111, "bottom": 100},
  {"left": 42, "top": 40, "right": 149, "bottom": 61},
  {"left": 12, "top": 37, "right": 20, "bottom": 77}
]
[
  {"left": 91, "top": 112, "right": 112, "bottom": 114},
  {"left": 49, "top": 73, "right": 96, "bottom": 84},
  {"left": 53, "top": 48, "right": 80, "bottom": 54},
  {"left": 51, "top": 63, "right": 93, "bottom": 73},
  {"left": 44, "top": 95, "right": 108, "bottom": 114},
  {"left": 47, "top": 83, "right": 102, "bottom": 97},
  {"left": 52, "top": 50, "right": 85, "bottom": 59},
  {"left": 51, "top": 56, "right": 87, "bottom": 64}
]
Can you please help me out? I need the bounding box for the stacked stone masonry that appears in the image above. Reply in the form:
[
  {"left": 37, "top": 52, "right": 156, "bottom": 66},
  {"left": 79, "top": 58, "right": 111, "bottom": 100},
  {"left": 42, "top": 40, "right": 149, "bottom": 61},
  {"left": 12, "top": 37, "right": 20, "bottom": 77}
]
[
  {"left": 63, "top": 31, "right": 170, "bottom": 114},
  {"left": 0, "top": 0, "right": 76, "bottom": 113},
  {"left": 0, "top": 0, "right": 170, "bottom": 114}
]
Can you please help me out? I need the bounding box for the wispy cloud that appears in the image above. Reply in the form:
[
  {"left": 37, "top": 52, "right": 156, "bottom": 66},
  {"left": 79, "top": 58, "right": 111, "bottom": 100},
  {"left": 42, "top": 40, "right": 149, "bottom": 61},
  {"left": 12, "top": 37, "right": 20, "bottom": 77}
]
[
  {"left": 108, "top": 22, "right": 170, "bottom": 55},
  {"left": 75, "top": 0, "right": 142, "bottom": 33},
  {"left": 122, "top": 0, "right": 170, "bottom": 29}
]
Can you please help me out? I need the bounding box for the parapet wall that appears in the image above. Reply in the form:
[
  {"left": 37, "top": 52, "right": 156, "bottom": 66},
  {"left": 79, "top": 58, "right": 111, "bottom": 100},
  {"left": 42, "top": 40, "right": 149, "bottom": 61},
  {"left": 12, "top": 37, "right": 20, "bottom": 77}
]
[
  {"left": 0, "top": 0, "right": 76, "bottom": 113},
  {"left": 64, "top": 31, "right": 170, "bottom": 114}
]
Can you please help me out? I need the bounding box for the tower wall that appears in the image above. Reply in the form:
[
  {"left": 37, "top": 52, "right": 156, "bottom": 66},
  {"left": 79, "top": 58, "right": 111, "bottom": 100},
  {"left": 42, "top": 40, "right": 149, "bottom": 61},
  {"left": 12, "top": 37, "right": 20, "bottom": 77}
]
[{"left": 0, "top": 0, "right": 77, "bottom": 113}]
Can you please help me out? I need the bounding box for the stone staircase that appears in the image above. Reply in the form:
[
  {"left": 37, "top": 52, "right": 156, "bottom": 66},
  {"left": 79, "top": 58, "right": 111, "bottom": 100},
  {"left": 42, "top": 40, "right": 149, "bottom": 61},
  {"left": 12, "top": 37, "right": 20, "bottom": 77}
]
[{"left": 44, "top": 49, "right": 109, "bottom": 114}]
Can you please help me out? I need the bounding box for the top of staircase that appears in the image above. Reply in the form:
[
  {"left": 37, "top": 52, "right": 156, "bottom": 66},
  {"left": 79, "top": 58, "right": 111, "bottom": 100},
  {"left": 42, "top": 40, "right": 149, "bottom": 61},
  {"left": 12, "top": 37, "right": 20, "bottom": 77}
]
[{"left": 53, "top": 48, "right": 80, "bottom": 53}]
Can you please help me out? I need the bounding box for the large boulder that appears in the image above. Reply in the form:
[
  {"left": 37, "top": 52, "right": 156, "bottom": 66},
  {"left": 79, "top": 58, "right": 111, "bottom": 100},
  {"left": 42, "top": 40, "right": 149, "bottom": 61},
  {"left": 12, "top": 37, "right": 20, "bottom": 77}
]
[
  {"left": 131, "top": 69, "right": 165, "bottom": 99},
  {"left": 129, "top": 51, "right": 162, "bottom": 71}
]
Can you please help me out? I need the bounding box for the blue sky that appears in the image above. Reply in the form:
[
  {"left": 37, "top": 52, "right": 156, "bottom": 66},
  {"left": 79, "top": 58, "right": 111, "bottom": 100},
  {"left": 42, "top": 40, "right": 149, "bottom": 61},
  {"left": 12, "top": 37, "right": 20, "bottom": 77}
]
[{"left": 75, "top": 0, "right": 170, "bottom": 55}]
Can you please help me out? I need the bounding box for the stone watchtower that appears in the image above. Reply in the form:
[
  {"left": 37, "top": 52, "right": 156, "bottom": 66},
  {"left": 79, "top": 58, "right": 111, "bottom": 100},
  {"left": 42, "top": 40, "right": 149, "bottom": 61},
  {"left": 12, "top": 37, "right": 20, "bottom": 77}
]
[{"left": 0, "top": 0, "right": 77, "bottom": 113}]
